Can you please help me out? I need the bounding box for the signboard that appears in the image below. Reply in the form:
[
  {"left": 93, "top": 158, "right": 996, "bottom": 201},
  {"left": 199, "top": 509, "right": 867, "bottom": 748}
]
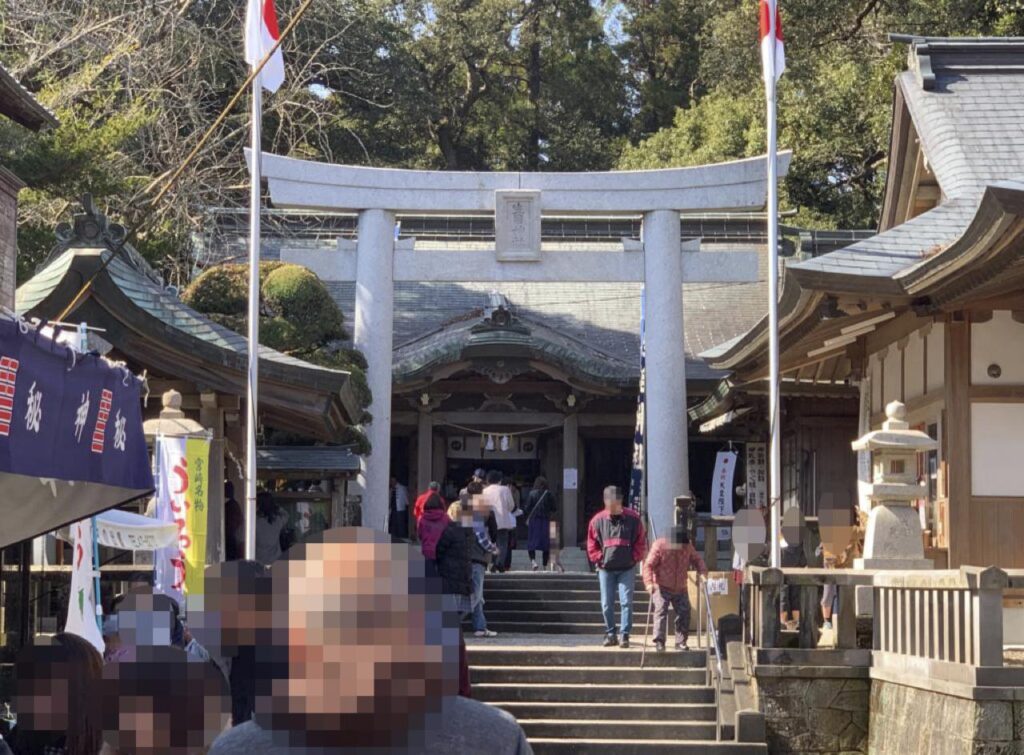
[
  {"left": 706, "top": 576, "right": 730, "bottom": 596},
  {"left": 154, "top": 435, "right": 210, "bottom": 607},
  {"left": 711, "top": 451, "right": 738, "bottom": 539},
  {"left": 746, "top": 442, "right": 767, "bottom": 510}
]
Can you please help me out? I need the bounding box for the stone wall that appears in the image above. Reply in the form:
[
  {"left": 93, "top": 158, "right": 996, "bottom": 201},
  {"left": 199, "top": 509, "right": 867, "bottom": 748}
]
[
  {"left": 870, "top": 678, "right": 1024, "bottom": 755},
  {"left": 753, "top": 674, "right": 869, "bottom": 754}
]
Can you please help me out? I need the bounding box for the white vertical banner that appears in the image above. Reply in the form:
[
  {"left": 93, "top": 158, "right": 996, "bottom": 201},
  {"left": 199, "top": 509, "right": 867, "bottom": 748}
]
[
  {"left": 712, "top": 451, "right": 738, "bottom": 540},
  {"left": 746, "top": 442, "right": 768, "bottom": 510},
  {"left": 153, "top": 436, "right": 187, "bottom": 607},
  {"left": 64, "top": 519, "right": 104, "bottom": 653}
]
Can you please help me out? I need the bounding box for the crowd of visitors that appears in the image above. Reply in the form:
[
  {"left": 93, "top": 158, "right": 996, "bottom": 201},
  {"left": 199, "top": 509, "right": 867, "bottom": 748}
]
[
  {"left": 0, "top": 527, "right": 532, "bottom": 755},
  {"left": 4, "top": 470, "right": 804, "bottom": 755}
]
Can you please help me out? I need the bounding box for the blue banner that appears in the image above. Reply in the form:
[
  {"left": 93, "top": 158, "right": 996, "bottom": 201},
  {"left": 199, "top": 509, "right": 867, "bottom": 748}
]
[{"left": 0, "top": 318, "right": 154, "bottom": 547}]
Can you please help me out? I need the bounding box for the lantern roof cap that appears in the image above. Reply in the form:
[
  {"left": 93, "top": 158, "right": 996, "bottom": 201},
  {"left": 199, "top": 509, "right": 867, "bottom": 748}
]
[{"left": 851, "top": 401, "right": 938, "bottom": 452}]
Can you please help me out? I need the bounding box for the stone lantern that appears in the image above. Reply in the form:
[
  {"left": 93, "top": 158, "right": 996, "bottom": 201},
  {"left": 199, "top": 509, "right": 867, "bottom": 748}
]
[
  {"left": 852, "top": 400, "right": 935, "bottom": 570},
  {"left": 142, "top": 389, "right": 206, "bottom": 439}
]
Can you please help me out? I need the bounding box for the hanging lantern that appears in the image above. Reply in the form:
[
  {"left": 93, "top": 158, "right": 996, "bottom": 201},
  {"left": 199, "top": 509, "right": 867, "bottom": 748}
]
[
  {"left": 500, "top": 435, "right": 510, "bottom": 451},
  {"left": 485, "top": 434, "right": 495, "bottom": 451}
]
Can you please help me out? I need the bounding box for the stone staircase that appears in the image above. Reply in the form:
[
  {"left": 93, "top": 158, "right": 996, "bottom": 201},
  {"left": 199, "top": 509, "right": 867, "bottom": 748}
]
[{"left": 467, "top": 565, "right": 766, "bottom": 754}]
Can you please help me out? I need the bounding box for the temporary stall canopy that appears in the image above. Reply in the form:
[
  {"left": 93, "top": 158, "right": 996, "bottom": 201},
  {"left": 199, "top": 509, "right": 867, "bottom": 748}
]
[{"left": 0, "top": 317, "right": 153, "bottom": 547}]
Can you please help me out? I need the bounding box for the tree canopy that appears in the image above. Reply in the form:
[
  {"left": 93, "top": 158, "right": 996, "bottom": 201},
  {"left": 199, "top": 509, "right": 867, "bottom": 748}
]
[
  {"left": 183, "top": 261, "right": 372, "bottom": 451},
  {"left": 4, "top": 0, "right": 1024, "bottom": 272}
]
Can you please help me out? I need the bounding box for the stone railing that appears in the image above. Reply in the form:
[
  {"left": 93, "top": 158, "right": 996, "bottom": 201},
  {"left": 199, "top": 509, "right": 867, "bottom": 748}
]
[
  {"left": 743, "top": 565, "right": 1024, "bottom": 686},
  {"left": 744, "top": 566, "right": 874, "bottom": 651},
  {"left": 872, "top": 566, "right": 1024, "bottom": 687}
]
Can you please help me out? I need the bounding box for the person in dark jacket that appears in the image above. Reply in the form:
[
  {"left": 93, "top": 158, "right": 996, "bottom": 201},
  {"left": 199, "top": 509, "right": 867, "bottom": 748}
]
[
  {"left": 461, "top": 493, "right": 500, "bottom": 638},
  {"left": 779, "top": 532, "right": 807, "bottom": 629},
  {"left": 586, "top": 485, "right": 647, "bottom": 648},
  {"left": 434, "top": 514, "right": 473, "bottom": 612},
  {"left": 524, "top": 476, "right": 556, "bottom": 571}
]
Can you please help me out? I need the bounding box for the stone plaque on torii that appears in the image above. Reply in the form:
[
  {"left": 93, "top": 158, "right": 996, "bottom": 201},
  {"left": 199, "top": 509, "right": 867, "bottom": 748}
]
[{"left": 250, "top": 150, "right": 792, "bottom": 542}]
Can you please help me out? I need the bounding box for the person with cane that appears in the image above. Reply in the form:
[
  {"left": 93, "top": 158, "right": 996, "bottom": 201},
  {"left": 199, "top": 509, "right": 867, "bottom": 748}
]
[{"left": 642, "top": 525, "right": 708, "bottom": 652}]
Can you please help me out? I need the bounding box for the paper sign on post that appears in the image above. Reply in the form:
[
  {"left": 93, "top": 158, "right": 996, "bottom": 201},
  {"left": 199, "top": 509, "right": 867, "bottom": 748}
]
[{"left": 563, "top": 468, "right": 578, "bottom": 490}]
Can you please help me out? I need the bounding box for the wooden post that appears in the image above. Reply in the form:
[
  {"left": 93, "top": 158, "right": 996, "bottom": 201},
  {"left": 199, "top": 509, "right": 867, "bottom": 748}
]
[
  {"left": 944, "top": 316, "right": 971, "bottom": 567},
  {"left": 838, "top": 583, "right": 857, "bottom": 649},
  {"left": 757, "top": 568, "right": 783, "bottom": 648},
  {"left": 798, "top": 584, "right": 819, "bottom": 648},
  {"left": 705, "top": 522, "right": 719, "bottom": 571}
]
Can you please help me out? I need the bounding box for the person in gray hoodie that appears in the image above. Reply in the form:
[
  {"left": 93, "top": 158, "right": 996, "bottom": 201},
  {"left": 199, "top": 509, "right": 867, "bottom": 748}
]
[{"left": 208, "top": 527, "right": 531, "bottom": 755}]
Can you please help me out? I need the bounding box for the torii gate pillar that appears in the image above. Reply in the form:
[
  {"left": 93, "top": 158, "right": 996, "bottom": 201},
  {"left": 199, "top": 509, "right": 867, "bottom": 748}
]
[
  {"left": 643, "top": 210, "right": 689, "bottom": 537},
  {"left": 352, "top": 209, "right": 396, "bottom": 532}
]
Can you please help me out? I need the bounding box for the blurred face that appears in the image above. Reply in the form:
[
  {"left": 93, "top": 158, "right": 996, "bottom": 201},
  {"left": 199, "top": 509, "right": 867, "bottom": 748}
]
[
  {"left": 15, "top": 675, "right": 69, "bottom": 731},
  {"left": 604, "top": 494, "right": 623, "bottom": 515},
  {"left": 471, "top": 495, "right": 489, "bottom": 521},
  {"left": 119, "top": 603, "right": 175, "bottom": 648},
  {"left": 193, "top": 564, "right": 270, "bottom": 655},
  {"left": 257, "top": 530, "right": 455, "bottom": 749},
  {"left": 103, "top": 653, "right": 230, "bottom": 755}
]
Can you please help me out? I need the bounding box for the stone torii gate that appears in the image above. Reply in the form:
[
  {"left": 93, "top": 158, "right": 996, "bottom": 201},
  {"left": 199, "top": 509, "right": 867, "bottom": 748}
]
[{"left": 252, "top": 151, "right": 791, "bottom": 542}]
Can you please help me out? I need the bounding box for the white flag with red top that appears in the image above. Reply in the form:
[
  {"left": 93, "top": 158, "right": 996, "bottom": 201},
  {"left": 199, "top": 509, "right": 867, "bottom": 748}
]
[
  {"left": 245, "top": 0, "right": 285, "bottom": 92},
  {"left": 759, "top": 0, "right": 785, "bottom": 86}
]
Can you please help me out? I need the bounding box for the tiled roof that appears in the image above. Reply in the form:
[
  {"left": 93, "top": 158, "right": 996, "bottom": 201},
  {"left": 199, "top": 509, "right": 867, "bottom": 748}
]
[
  {"left": 710, "top": 37, "right": 1024, "bottom": 373},
  {"left": 326, "top": 248, "right": 769, "bottom": 384},
  {"left": 18, "top": 248, "right": 345, "bottom": 378},
  {"left": 789, "top": 199, "right": 976, "bottom": 282},
  {"left": 789, "top": 38, "right": 1024, "bottom": 283}
]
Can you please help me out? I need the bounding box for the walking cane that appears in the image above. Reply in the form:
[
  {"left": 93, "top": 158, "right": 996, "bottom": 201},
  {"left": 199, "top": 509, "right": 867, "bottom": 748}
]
[{"left": 639, "top": 587, "right": 654, "bottom": 669}]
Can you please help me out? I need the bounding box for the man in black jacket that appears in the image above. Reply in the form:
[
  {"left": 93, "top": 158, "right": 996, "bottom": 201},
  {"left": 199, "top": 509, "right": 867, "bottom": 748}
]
[{"left": 434, "top": 517, "right": 473, "bottom": 616}]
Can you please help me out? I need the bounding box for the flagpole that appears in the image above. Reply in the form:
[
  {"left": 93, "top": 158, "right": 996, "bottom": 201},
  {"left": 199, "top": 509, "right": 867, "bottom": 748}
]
[
  {"left": 244, "top": 76, "right": 261, "bottom": 561},
  {"left": 766, "top": 53, "right": 782, "bottom": 569}
]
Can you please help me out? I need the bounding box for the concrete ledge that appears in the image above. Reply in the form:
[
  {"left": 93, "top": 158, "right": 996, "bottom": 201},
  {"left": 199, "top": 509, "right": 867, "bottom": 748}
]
[
  {"left": 870, "top": 666, "right": 1024, "bottom": 701},
  {"left": 753, "top": 664, "right": 871, "bottom": 680},
  {"left": 753, "top": 647, "right": 872, "bottom": 668},
  {"left": 872, "top": 651, "right": 1024, "bottom": 689}
]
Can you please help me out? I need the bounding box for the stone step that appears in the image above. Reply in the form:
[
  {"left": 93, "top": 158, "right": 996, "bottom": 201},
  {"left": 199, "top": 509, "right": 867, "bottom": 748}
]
[
  {"left": 486, "top": 575, "right": 645, "bottom": 587},
  {"left": 483, "top": 597, "right": 649, "bottom": 607},
  {"left": 493, "top": 701, "right": 717, "bottom": 722},
  {"left": 529, "top": 738, "right": 765, "bottom": 754},
  {"left": 483, "top": 609, "right": 645, "bottom": 623},
  {"left": 484, "top": 590, "right": 648, "bottom": 604},
  {"left": 482, "top": 621, "right": 613, "bottom": 634},
  {"left": 467, "top": 647, "right": 707, "bottom": 669},
  {"left": 519, "top": 719, "right": 718, "bottom": 741},
  {"left": 482, "top": 602, "right": 650, "bottom": 615},
  {"left": 471, "top": 665, "right": 706, "bottom": 685},
  {"left": 474, "top": 682, "right": 715, "bottom": 704}
]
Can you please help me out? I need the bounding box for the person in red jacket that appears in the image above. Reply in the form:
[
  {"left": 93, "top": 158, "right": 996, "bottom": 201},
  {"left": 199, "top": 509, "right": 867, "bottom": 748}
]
[
  {"left": 587, "top": 485, "right": 647, "bottom": 648},
  {"left": 642, "top": 526, "right": 708, "bottom": 651},
  {"left": 417, "top": 493, "right": 450, "bottom": 560},
  {"left": 414, "top": 481, "right": 445, "bottom": 523}
]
